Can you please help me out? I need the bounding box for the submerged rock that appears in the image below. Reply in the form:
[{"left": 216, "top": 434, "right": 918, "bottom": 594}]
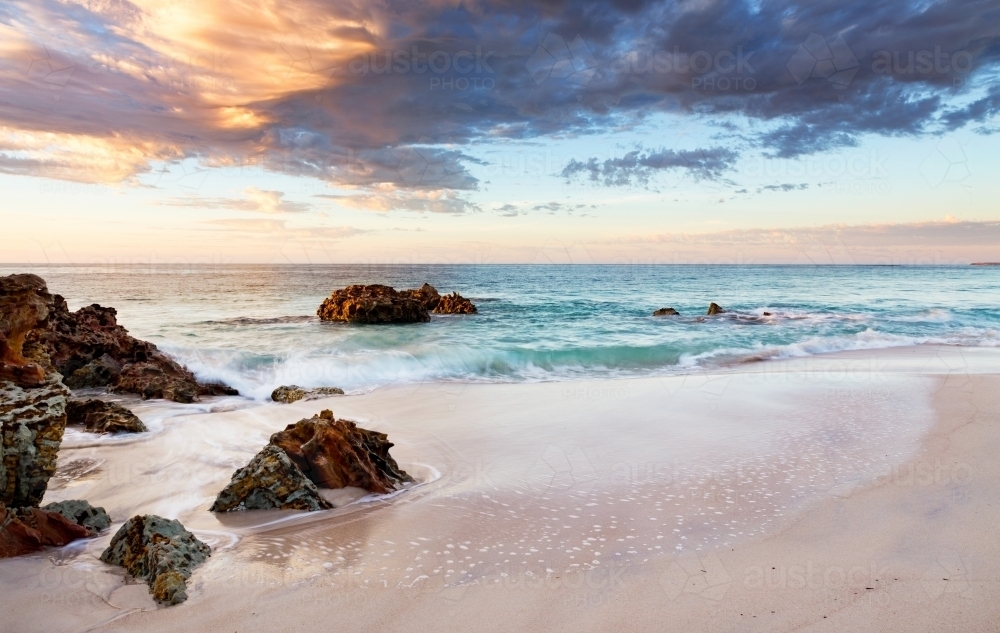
[
  {"left": 1, "top": 376, "right": 71, "bottom": 508},
  {"left": 317, "top": 283, "right": 477, "bottom": 323},
  {"left": 433, "top": 292, "right": 478, "bottom": 314},
  {"left": 270, "top": 385, "right": 345, "bottom": 404},
  {"left": 66, "top": 399, "right": 147, "bottom": 434},
  {"left": 270, "top": 409, "right": 413, "bottom": 494},
  {"left": 210, "top": 445, "right": 332, "bottom": 512},
  {"left": 706, "top": 303, "right": 726, "bottom": 315},
  {"left": 653, "top": 308, "right": 680, "bottom": 316},
  {"left": 0, "top": 274, "right": 53, "bottom": 387},
  {"left": 41, "top": 499, "right": 111, "bottom": 532},
  {"left": 100, "top": 515, "right": 210, "bottom": 605},
  {"left": 0, "top": 502, "right": 94, "bottom": 557}
]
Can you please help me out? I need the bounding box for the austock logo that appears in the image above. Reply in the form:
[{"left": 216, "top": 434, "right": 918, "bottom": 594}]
[
  {"left": 526, "top": 33, "right": 598, "bottom": 87},
  {"left": 786, "top": 33, "right": 860, "bottom": 89}
]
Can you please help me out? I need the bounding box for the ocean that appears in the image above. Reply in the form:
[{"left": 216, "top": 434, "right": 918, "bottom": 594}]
[{"left": 4, "top": 264, "right": 999, "bottom": 399}]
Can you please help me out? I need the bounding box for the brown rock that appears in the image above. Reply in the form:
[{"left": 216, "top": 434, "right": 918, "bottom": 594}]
[
  {"left": 270, "top": 385, "right": 344, "bottom": 404},
  {"left": 210, "top": 444, "right": 332, "bottom": 512},
  {"left": 402, "top": 283, "right": 442, "bottom": 311},
  {"left": 317, "top": 285, "right": 430, "bottom": 324},
  {"left": 706, "top": 303, "right": 726, "bottom": 315},
  {"left": 270, "top": 410, "right": 413, "bottom": 494},
  {"left": 66, "top": 399, "right": 147, "bottom": 434},
  {"left": 0, "top": 502, "right": 93, "bottom": 558},
  {"left": 653, "top": 308, "right": 680, "bottom": 316},
  {"left": 0, "top": 274, "right": 53, "bottom": 387},
  {"left": 433, "top": 292, "right": 477, "bottom": 314}
]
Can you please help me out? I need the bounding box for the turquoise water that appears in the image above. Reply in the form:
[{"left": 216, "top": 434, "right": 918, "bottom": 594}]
[{"left": 4, "top": 265, "right": 999, "bottom": 399}]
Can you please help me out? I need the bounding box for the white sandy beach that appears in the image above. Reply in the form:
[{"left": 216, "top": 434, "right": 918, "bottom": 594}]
[{"left": 2, "top": 345, "right": 999, "bottom": 632}]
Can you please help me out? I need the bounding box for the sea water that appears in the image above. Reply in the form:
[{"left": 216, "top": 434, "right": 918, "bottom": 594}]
[{"left": 4, "top": 264, "right": 998, "bottom": 399}]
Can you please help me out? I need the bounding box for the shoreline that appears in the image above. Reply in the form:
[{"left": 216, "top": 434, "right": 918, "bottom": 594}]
[{"left": 1, "top": 345, "right": 998, "bottom": 631}]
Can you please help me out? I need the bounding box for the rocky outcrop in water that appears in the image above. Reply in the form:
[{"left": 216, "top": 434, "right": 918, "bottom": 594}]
[
  {"left": 1, "top": 376, "right": 71, "bottom": 508},
  {"left": 270, "top": 385, "right": 345, "bottom": 404},
  {"left": 317, "top": 284, "right": 477, "bottom": 323},
  {"left": 653, "top": 308, "right": 680, "bottom": 316},
  {"left": 41, "top": 499, "right": 111, "bottom": 532},
  {"left": 210, "top": 445, "right": 332, "bottom": 512},
  {"left": 706, "top": 303, "right": 726, "bottom": 315},
  {"left": 23, "top": 294, "right": 237, "bottom": 402},
  {"left": 66, "top": 399, "right": 147, "bottom": 434},
  {"left": 270, "top": 409, "right": 412, "bottom": 494},
  {"left": 0, "top": 274, "right": 53, "bottom": 387},
  {"left": 0, "top": 502, "right": 94, "bottom": 557},
  {"left": 100, "top": 515, "right": 210, "bottom": 605}
]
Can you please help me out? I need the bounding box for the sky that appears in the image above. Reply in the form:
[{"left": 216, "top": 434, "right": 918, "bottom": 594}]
[{"left": 2, "top": 0, "right": 1000, "bottom": 264}]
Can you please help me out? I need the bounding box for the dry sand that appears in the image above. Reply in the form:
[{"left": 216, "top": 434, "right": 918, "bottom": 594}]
[{"left": 1, "top": 345, "right": 998, "bottom": 632}]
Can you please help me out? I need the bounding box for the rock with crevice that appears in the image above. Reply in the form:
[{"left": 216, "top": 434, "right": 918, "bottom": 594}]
[
  {"left": 653, "top": 308, "right": 680, "bottom": 316},
  {"left": 100, "top": 514, "right": 210, "bottom": 605},
  {"left": 41, "top": 499, "right": 111, "bottom": 532},
  {"left": 270, "top": 385, "right": 345, "bottom": 404},
  {"left": 270, "top": 409, "right": 413, "bottom": 494},
  {"left": 210, "top": 444, "right": 332, "bottom": 512},
  {"left": 66, "top": 399, "right": 147, "bottom": 434},
  {"left": 0, "top": 502, "right": 94, "bottom": 558},
  {"left": 0, "top": 274, "right": 53, "bottom": 387}
]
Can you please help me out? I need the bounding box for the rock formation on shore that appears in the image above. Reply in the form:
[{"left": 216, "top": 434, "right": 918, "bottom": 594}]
[
  {"left": 210, "top": 445, "right": 332, "bottom": 512},
  {"left": 270, "top": 385, "right": 344, "bottom": 404},
  {"left": 653, "top": 308, "right": 680, "bottom": 316},
  {"left": 317, "top": 283, "right": 477, "bottom": 323},
  {"left": 66, "top": 399, "right": 147, "bottom": 434},
  {"left": 0, "top": 275, "right": 53, "bottom": 387},
  {"left": 706, "top": 303, "right": 726, "bottom": 315},
  {"left": 41, "top": 499, "right": 111, "bottom": 532},
  {"left": 100, "top": 514, "right": 210, "bottom": 605},
  {"left": 0, "top": 502, "right": 94, "bottom": 557},
  {"left": 271, "top": 409, "right": 413, "bottom": 494}
]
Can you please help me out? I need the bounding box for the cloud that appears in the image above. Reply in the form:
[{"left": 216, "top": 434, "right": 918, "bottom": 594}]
[
  {"left": 161, "top": 187, "right": 311, "bottom": 213},
  {"left": 201, "top": 218, "right": 366, "bottom": 239},
  {"left": 562, "top": 147, "right": 738, "bottom": 185},
  {"left": 759, "top": 183, "right": 809, "bottom": 192},
  {"left": 315, "top": 188, "right": 480, "bottom": 214}
]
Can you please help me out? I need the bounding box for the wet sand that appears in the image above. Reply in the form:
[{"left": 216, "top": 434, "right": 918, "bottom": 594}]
[{"left": 1, "top": 345, "right": 998, "bottom": 632}]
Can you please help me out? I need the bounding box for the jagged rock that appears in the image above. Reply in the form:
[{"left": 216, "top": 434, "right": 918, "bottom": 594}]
[
  {"left": 653, "top": 308, "right": 679, "bottom": 316},
  {"left": 66, "top": 399, "right": 147, "bottom": 434},
  {"left": 403, "top": 283, "right": 442, "bottom": 311},
  {"left": 210, "top": 445, "right": 332, "bottom": 512},
  {"left": 270, "top": 409, "right": 412, "bottom": 494},
  {"left": 317, "top": 284, "right": 431, "bottom": 324},
  {"left": 0, "top": 274, "right": 53, "bottom": 387},
  {"left": 433, "top": 292, "right": 477, "bottom": 314},
  {"left": 270, "top": 385, "right": 345, "bottom": 404},
  {"left": 707, "top": 303, "right": 726, "bottom": 315},
  {"left": 24, "top": 295, "right": 237, "bottom": 402},
  {"left": 100, "top": 515, "right": 210, "bottom": 605},
  {"left": 1, "top": 376, "right": 70, "bottom": 508},
  {"left": 0, "top": 502, "right": 94, "bottom": 557},
  {"left": 41, "top": 499, "right": 111, "bottom": 532}
]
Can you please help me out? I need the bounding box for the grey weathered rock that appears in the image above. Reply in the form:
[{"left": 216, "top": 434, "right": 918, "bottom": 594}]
[
  {"left": 270, "top": 385, "right": 345, "bottom": 404},
  {"left": 653, "top": 308, "right": 679, "bottom": 316},
  {"left": 41, "top": 499, "right": 111, "bottom": 532},
  {"left": 100, "top": 515, "right": 210, "bottom": 605},
  {"left": 1, "top": 376, "right": 71, "bottom": 508},
  {"left": 66, "top": 399, "right": 147, "bottom": 434},
  {"left": 210, "top": 445, "right": 332, "bottom": 512}
]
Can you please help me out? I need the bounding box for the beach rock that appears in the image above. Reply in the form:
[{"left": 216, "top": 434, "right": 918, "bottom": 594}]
[
  {"left": 41, "top": 499, "right": 111, "bottom": 532},
  {"left": 270, "top": 410, "right": 412, "bottom": 494},
  {"left": 402, "top": 283, "right": 442, "bottom": 311},
  {"left": 66, "top": 399, "right": 147, "bottom": 434},
  {"left": 270, "top": 385, "right": 345, "bottom": 404},
  {"left": 1, "top": 376, "right": 71, "bottom": 508},
  {"left": 706, "top": 303, "right": 726, "bottom": 316},
  {"left": 100, "top": 515, "right": 210, "bottom": 605},
  {"left": 210, "top": 445, "right": 332, "bottom": 512},
  {"left": 25, "top": 295, "right": 237, "bottom": 402},
  {"left": 0, "top": 274, "right": 53, "bottom": 387},
  {"left": 0, "top": 502, "right": 94, "bottom": 557},
  {"left": 653, "top": 308, "right": 680, "bottom": 316},
  {"left": 317, "top": 284, "right": 430, "bottom": 324},
  {"left": 433, "top": 292, "right": 477, "bottom": 314}
]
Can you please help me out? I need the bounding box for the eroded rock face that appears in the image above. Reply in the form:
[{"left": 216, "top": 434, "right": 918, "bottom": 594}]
[
  {"left": 1, "top": 377, "right": 71, "bottom": 508},
  {"left": 317, "top": 284, "right": 430, "bottom": 324},
  {"left": 433, "top": 292, "right": 477, "bottom": 314},
  {"left": 653, "top": 308, "right": 680, "bottom": 316},
  {"left": 210, "top": 445, "right": 332, "bottom": 512},
  {"left": 66, "top": 399, "right": 147, "bottom": 434},
  {"left": 25, "top": 296, "right": 237, "bottom": 402},
  {"left": 100, "top": 515, "right": 210, "bottom": 605},
  {"left": 41, "top": 499, "right": 111, "bottom": 532},
  {"left": 270, "top": 409, "right": 412, "bottom": 494},
  {"left": 707, "top": 303, "right": 726, "bottom": 315},
  {"left": 0, "top": 502, "right": 94, "bottom": 558},
  {"left": 0, "top": 274, "right": 53, "bottom": 387},
  {"left": 270, "top": 385, "right": 345, "bottom": 404},
  {"left": 402, "top": 283, "right": 441, "bottom": 311}
]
